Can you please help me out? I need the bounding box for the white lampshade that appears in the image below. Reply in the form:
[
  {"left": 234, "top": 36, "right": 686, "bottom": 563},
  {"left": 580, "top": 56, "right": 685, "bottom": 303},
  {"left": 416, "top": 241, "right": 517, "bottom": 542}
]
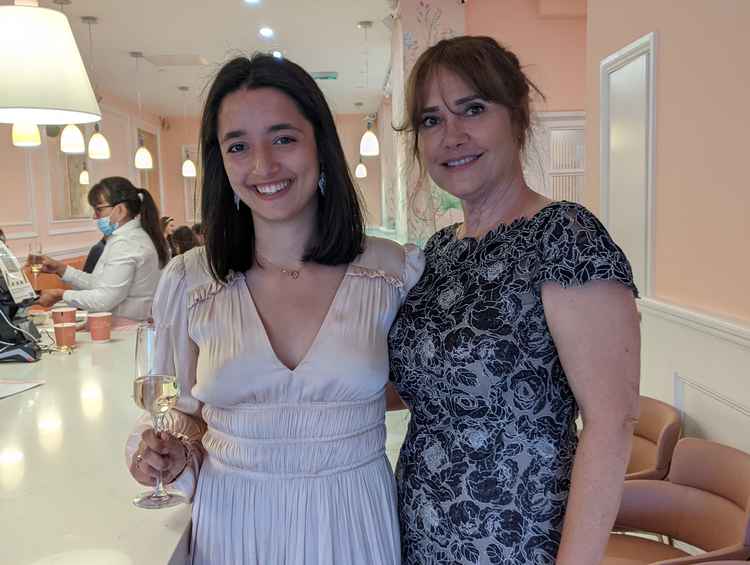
[
  {"left": 181, "top": 157, "right": 197, "bottom": 178},
  {"left": 88, "top": 131, "right": 110, "bottom": 160},
  {"left": 359, "top": 129, "right": 380, "bottom": 157},
  {"left": 134, "top": 145, "right": 153, "bottom": 170},
  {"left": 0, "top": 5, "right": 101, "bottom": 125},
  {"left": 60, "top": 124, "right": 85, "bottom": 154},
  {"left": 79, "top": 168, "right": 89, "bottom": 185},
  {"left": 11, "top": 123, "right": 40, "bottom": 147},
  {"left": 355, "top": 162, "right": 367, "bottom": 179}
]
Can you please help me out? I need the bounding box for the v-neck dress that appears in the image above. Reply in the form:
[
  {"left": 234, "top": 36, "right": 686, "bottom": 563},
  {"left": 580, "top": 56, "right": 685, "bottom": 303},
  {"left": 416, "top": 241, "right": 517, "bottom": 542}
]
[{"left": 150, "top": 237, "right": 424, "bottom": 565}]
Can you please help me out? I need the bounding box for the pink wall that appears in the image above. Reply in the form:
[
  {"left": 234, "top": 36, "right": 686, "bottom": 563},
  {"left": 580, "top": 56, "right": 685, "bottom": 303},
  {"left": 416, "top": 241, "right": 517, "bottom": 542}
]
[
  {"left": 586, "top": 0, "right": 750, "bottom": 321},
  {"left": 465, "top": 0, "right": 587, "bottom": 111}
]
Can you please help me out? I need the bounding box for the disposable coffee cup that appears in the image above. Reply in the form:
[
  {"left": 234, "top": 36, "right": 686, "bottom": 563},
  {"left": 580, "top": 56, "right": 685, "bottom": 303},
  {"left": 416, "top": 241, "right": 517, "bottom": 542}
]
[
  {"left": 51, "top": 307, "right": 76, "bottom": 324},
  {"left": 88, "top": 312, "right": 112, "bottom": 342},
  {"left": 53, "top": 323, "right": 76, "bottom": 348}
]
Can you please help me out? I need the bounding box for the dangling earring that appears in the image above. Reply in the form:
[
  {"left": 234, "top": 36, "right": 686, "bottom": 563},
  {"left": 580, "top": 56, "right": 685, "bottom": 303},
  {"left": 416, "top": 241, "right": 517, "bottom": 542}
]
[
  {"left": 234, "top": 193, "right": 240, "bottom": 210},
  {"left": 318, "top": 172, "right": 326, "bottom": 196}
]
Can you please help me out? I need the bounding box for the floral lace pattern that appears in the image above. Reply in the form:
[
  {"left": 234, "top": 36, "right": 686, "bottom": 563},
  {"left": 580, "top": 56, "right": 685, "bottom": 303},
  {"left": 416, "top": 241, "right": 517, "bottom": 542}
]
[{"left": 388, "top": 202, "right": 637, "bottom": 564}]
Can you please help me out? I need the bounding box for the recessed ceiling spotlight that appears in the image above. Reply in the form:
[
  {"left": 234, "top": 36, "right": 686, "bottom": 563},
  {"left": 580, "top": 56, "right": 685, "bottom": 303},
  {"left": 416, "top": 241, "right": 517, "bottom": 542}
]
[
  {"left": 272, "top": 51, "right": 283, "bottom": 59},
  {"left": 259, "top": 27, "right": 274, "bottom": 38},
  {"left": 244, "top": 0, "right": 261, "bottom": 4}
]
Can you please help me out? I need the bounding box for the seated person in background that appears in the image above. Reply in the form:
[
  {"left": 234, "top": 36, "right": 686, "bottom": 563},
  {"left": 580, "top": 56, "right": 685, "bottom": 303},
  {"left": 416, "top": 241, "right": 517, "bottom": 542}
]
[
  {"left": 82, "top": 236, "right": 106, "bottom": 273},
  {"left": 33, "top": 177, "right": 170, "bottom": 321},
  {"left": 161, "top": 215, "right": 177, "bottom": 257},
  {"left": 191, "top": 222, "right": 204, "bottom": 245},
  {"left": 0, "top": 228, "right": 6, "bottom": 244},
  {"left": 170, "top": 225, "right": 199, "bottom": 256}
]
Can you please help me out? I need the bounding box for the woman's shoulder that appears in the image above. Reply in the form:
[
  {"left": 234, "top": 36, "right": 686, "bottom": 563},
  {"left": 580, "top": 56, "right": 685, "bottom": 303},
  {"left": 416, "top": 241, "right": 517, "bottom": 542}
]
[
  {"left": 350, "top": 236, "right": 424, "bottom": 289},
  {"left": 534, "top": 200, "right": 604, "bottom": 232}
]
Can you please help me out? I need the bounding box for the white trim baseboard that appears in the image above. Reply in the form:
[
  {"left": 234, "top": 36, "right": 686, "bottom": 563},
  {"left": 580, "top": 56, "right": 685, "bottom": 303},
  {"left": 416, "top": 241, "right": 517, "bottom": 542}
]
[{"left": 639, "top": 297, "right": 750, "bottom": 349}]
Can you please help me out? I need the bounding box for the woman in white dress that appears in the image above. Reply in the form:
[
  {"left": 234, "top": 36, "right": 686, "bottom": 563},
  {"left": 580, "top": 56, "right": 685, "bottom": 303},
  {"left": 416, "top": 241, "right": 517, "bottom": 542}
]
[{"left": 126, "top": 53, "right": 423, "bottom": 564}]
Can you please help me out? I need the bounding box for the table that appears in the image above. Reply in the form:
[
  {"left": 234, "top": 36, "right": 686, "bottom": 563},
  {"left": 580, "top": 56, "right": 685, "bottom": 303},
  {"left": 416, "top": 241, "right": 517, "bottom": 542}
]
[{"left": 0, "top": 330, "right": 191, "bottom": 565}]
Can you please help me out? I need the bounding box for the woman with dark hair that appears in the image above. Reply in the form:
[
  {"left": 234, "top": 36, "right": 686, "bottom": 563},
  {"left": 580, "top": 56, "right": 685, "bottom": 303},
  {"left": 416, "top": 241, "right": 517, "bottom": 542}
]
[
  {"left": 34, "top": 177, "right": 169, "bottom": 321},
  {"left": 388, "top": 37, "right": 640, "bottom": 565},
  {"left": 161, "top": 215, "right": 177, "bottom": 257},
  {"left": 170, "top": 225, "right": 199, "bottom": 256},
  {"left": 127, "top": 53, "right": 423, "bottom": 564}
]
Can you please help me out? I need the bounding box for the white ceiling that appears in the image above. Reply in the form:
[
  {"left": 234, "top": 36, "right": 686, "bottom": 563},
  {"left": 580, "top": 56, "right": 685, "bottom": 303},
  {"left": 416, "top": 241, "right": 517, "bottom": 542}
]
[{"left": 29, "top": 0, "right": 393, "bottom": 117}]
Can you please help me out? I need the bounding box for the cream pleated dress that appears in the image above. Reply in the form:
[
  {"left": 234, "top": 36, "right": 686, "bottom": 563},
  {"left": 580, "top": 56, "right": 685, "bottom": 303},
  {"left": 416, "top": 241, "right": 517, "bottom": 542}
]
[{"left": 145, "top": 237, "right": 424, "bottom": 565}]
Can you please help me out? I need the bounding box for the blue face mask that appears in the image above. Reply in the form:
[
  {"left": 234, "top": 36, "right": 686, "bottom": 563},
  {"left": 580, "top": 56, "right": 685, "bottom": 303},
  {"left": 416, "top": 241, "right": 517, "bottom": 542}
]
[{"left": 96, "top": 216, "right": 117, "bottom": 237}]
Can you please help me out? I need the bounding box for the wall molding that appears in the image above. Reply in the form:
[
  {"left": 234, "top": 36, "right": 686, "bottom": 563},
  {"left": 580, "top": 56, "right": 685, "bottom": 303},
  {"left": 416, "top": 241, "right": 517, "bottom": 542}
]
[
  {"left": 674, "top": 371, "right": 750, "bottom": 420},
  {"left": 600, "top": 32, "right": 657, "bottom": 297},
  {"left": 7, "top": 231, "right": 39, "bottom": 241},
  {"left": 48, "top": 226, "right": 97, "bottom": 236},
  {"left": 639, "top": 297, "right": 750, "bottom": 350},
  {"left": 47, "top": 246, "right": 91, "bottom": 260}
]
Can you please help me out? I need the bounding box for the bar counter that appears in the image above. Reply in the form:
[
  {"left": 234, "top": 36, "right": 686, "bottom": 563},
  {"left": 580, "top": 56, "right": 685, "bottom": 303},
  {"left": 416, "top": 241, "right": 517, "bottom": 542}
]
[{"left": 0, "top": 330, "right": 190, "bottom": 565}]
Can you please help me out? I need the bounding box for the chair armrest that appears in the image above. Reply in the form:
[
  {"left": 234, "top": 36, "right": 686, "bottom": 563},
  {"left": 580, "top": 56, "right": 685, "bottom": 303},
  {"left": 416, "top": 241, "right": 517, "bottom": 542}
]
[{"left": 655, "top": 544, "right": 750, "bottom": 564}]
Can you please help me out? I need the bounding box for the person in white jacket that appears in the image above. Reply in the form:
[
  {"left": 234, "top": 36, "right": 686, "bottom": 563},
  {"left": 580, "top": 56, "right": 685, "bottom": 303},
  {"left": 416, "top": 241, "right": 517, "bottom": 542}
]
[{"left": 34, "top": 177, "right": 171, "bottom": 321}]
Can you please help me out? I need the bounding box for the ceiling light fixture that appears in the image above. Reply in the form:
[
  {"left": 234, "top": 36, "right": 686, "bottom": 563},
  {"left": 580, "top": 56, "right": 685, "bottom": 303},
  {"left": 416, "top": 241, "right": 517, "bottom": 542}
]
[
  {"left": 130, "top": 52, "right": 153, "bottom": 170},
  {"left": 83, "top": 16, "right": 110, "bottom": 160},
  {"left": 244, "top": 0, "right": 261, "bottom": 4},
  {"left": 355, "top": 159, "right": 368, "bottom": 179},
  {"left": 360, "top": 116, "right": 380, "bottom": 157},
  {"left": 259, "top": 26, "right": 274, "bottom": 38},
  {"left": 11, "top": 123, "right": 41, "bottom": 147},
  {"left": 179, "top": 86, "right": 197, "bottom": 178},
  {"left": 0, "top": 0, "right": 100, "bottom": 125},
  {"left": 272, "top": 50, "right": 283, "bottom": 59},
  {"left": 79, "top": 163, "right": 89, "bottom": 185},
  {"left": 60, "top": 123, "right": 85, "bottom": 154}
]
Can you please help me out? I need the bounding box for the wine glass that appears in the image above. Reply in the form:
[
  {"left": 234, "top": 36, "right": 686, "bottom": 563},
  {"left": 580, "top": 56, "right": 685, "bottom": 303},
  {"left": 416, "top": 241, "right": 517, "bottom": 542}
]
[
  {"left": 132, "top": 321, "right": 187, "bottom": 509},
  {"left": 28, "top": 240, "right": 43, "bottom": 289}
]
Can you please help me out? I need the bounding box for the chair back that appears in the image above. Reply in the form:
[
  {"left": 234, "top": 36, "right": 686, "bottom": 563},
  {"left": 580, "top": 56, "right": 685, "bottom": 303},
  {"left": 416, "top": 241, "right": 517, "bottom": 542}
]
[{"left": 627, "top": 396, "right": 681, "bottom": 479}]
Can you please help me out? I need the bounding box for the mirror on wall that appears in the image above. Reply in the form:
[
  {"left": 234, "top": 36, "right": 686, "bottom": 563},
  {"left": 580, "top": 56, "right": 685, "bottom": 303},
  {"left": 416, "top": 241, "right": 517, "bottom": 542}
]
[{"left": 47, "top": 128, "right": 92, "bottom": 221}]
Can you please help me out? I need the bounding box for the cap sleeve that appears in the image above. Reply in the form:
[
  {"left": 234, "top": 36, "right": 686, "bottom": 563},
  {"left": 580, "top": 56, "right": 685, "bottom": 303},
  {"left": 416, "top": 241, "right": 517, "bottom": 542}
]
[
  {"left": 400, "top": 243, "right": 425, "bottom": 301},
  {"left": 535, "top": 203, "right": 638, "bottom": 297}
]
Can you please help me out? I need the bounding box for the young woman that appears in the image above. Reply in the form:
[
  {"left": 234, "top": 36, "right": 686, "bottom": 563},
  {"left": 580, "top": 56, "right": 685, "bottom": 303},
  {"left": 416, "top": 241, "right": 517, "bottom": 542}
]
[
  {"left": 35, "top": 177, "right": 169, "bottom": 321},
  {"left": 388, "top": 36, "right": 640, "bottom": 565},
  {"left": 126, "top": 54, "right": 423, "bottom": 564}
]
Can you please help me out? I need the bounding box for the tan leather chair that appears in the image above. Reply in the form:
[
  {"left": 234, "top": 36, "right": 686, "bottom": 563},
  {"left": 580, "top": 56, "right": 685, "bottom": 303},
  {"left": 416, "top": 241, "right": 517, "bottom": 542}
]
[
  {"left": 627, "top": 396, "right": 682, "bottom": 480},
  {"left": 604, "top": 438, "right": 750, "bottom": 565},
  {"left": 692, "top": 561, "right": 750, "bottom": 564}
]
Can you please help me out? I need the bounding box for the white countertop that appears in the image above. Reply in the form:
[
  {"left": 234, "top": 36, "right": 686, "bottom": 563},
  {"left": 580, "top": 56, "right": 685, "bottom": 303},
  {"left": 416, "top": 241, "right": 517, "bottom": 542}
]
[{"left": 0, "top": 330, "right": 191, "bottom": 565}]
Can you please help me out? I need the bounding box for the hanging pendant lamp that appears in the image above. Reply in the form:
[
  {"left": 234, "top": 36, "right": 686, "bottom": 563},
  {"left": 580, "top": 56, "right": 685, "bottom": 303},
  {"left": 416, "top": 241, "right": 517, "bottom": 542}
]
[
  {"left": 355, "top": 160, "right": 367, "bottom": 179},
  {"left": 359, "top": 120, "right": 380, "bottom": 157},
  {"left": 60, "top": 123, "right": 85, "bottom": 154},
  {"left": 0, "top": 1, "right": 100, "bottom": 125},
  {"left": 11, "top": 123, "right": 41, "bottom": 147},
  {"left": 83, "top": 16, "right": 110, "bottom": 160},
  {"left": 79, "top": 164, "right": 89, "bottom": 185},
  {"left": 88, "top": 123, "right": 110, "bottom": 159},
  {"left": 131, "top": 52, "right": 153, "bottom": 170},
  {"left": 179, "top": 86, "right": 197, "bottom": 178}
]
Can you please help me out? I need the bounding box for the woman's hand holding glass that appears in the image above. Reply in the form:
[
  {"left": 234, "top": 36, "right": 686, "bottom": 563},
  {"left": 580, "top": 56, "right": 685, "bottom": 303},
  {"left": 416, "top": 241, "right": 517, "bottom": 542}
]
[{"left": 131, "top": 321, "right": 188, "bottom": 509}]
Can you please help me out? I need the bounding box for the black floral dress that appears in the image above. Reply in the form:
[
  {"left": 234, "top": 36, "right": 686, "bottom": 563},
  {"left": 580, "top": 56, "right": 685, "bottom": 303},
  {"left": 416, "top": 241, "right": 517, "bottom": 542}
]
[{"left": 388, "top": 202, "right": 637, "bottom": 565}]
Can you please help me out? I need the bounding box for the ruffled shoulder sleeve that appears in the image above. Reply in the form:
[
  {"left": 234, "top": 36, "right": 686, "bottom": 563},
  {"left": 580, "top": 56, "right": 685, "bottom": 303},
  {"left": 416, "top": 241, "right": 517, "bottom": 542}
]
[
  {"left": 534, "top": 202, "right": 638, "bottom": 297},
  {"left": 349, "top": 237, "right": 425, "bottom": 303}
]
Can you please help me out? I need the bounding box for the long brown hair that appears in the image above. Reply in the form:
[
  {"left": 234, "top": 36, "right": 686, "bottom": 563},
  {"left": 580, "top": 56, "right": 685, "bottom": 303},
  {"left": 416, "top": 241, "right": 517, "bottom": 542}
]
[{"left": 399, "top": 36, "right": 544, "bottom": 178}]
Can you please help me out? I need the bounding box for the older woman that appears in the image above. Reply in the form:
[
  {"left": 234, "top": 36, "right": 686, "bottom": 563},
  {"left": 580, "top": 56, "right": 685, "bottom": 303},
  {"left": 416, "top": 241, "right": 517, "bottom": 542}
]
[{"left": 388, "top": 36, "right": 640, "bottom": 565}]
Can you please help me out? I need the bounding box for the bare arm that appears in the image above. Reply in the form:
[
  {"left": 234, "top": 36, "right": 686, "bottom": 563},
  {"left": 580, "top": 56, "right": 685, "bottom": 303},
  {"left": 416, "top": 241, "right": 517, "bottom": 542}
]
[
  {"left": 386, "top": 382, "right": 407, "bottom": 411},
  {"left": 542, "top": 279, "right": 640, "bottom": 565}
]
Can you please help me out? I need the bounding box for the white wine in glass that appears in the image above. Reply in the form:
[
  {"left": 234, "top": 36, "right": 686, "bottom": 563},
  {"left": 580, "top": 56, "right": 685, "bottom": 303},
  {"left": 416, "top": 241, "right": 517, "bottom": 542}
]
[
  {"left": 132, "top": 322, "right": 187, "bottom": 509},
  {"left": 28, "top": 241, "right": 43, "bottom": 288}
]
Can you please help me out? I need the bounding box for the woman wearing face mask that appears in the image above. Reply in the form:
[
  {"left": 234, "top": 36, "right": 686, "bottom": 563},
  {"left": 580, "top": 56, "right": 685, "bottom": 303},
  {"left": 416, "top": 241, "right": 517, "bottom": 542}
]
[{"left": 34, "top": 177, "right": 170, "bottom": 321}]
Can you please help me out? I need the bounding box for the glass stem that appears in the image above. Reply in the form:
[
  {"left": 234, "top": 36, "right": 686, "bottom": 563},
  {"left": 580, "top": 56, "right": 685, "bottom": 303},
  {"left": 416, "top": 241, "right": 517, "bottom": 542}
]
[{"left": 152, "top": 412, "right": 169, "bottom": 499}]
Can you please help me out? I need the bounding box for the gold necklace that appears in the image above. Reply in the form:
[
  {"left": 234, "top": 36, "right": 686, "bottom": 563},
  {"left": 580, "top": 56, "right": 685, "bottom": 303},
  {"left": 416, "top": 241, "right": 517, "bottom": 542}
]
[{"left": 256, "top": 254, "right": 303, "bottom": 279}]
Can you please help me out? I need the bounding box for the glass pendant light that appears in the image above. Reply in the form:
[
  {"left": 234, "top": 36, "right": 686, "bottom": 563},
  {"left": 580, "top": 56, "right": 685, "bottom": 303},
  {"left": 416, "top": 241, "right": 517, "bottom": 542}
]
[
  {"left": 88, "top": 123, "right": 110, "bottom": 159},
  {"left": 60, "top": 123, "right": 85, "bottom": 154},
  {"left": 11, "top": 123, "right": 41, "bottom": 147},
  {"left": 83, "top": 16, "right": 110, "bottom": 160},
  {"left": 355, "top": 160, "right": 367, "bottom": 179},
  {"left": 134, "top": 134, "right": 153, "bottom": 170},
  {"left": 131, "top": 52, "right": 153, "bottom": 170},
  {"left": 179, "top": 86, "right": 197, "bottom": 178},
  {"left": 79, "top": 164, "right": 89, "bottom": 185},
  {"left": 359, "top": 121, "right": 380, "bottom": 157}
]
